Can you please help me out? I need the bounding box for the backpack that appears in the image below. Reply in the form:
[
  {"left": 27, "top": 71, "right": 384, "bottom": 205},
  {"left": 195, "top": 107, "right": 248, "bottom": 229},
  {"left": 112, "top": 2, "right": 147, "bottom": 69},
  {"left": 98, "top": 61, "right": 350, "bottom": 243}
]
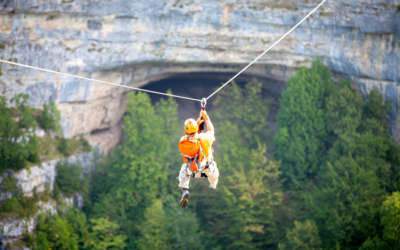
[{"left": 178, "top": 135, "right": 204, "bottom": 171}]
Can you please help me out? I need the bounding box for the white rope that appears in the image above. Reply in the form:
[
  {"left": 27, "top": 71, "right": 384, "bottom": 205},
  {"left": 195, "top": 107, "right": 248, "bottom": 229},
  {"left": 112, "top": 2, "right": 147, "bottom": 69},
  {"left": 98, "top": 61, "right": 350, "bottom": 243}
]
[
  {"left": 206, "top": 0, "right": 328, "bottom": 101},
  {"left": 0, "top": 59, "right": 202, "bottom": 102}
]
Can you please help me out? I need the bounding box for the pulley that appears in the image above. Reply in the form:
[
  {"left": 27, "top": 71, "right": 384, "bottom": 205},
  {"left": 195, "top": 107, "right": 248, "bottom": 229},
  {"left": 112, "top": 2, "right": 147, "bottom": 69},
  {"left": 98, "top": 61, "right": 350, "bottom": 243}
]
[{"left": 201, "top": 98, "right": 207, "bottom": 110}]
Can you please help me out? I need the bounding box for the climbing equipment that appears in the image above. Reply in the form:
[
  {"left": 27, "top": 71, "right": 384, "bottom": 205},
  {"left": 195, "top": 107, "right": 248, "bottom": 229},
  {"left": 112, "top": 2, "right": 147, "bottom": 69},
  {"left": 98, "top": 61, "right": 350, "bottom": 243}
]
[
  {"left": 178, "top": 134, "right": 203, "bottom": 172},
  {"left": 198, "top": 98, "right": 207, "bottom": 132},
  {"left": 201, "top": 97, "right": 207, "bottom": 110}
]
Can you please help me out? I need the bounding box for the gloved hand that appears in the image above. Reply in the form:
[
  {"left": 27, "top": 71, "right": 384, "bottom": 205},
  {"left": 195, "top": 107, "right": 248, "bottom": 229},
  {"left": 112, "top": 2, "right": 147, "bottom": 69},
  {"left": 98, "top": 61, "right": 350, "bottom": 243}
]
[
  {"left": 197, "top": 118, "right": 205, "bottom": 126},
  {"left": 200, "top": 110, "right": 208, "bottom": 121}
]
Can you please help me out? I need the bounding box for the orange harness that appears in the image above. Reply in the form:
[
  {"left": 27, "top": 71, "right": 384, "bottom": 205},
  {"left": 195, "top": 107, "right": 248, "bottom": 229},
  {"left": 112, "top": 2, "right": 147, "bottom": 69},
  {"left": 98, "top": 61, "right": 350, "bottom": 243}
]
[{"left": 178, "top": 135, "right": 205, "bottom": 172}]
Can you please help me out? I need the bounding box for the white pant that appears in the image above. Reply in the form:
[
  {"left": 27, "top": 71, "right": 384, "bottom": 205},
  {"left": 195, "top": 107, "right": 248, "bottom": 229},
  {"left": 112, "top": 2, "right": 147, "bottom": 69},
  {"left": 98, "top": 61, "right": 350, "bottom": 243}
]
[{"left": 178, "top": 161, "right": 219, "bottom": 189}]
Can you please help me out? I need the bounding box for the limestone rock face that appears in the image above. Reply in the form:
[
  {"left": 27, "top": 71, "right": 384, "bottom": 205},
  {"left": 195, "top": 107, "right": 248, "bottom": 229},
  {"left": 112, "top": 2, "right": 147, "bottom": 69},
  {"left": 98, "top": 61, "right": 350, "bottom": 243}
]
[
  {"left": 0, "top": 200, "right": 56, "bottom": 248},
  {"left": 1, "top": 216, "right": 36, "bottom": 244},
  {"left": 0, "top": 152, "right": 94, "bottom": 247},
  {"left": 0, "top": 0, "right": 399, "bottom": 147},
  {"left": 12, "top": 151, "right": 95, "bottom": 197}
]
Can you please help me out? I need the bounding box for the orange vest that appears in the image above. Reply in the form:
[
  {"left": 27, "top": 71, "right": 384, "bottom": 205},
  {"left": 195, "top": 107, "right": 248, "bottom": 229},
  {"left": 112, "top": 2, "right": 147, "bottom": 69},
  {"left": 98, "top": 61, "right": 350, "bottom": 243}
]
[{"left": 178, "top": 134, "right": 205, "bottom": 171}]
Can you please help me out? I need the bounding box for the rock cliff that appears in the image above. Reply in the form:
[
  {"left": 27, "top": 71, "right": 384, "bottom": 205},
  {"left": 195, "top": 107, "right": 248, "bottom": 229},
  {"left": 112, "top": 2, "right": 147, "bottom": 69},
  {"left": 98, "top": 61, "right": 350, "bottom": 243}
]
[
  {"left": 0, "top": 0, "right": 399, "bottom": 151},
  {"left": 0, "top": 152, "right": 93, "bottom": 247}
]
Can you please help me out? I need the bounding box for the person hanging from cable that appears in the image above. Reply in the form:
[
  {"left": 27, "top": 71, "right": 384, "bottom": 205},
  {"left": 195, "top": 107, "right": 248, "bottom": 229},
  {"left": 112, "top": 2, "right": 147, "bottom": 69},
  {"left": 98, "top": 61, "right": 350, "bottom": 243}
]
[{"left": 178, "top": 98, "right": 219, "bottom": 208}]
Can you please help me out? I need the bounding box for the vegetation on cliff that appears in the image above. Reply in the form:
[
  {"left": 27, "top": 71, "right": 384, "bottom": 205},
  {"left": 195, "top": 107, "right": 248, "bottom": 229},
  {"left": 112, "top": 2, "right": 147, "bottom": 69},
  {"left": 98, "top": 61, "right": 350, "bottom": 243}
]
[
  {"left": 0, "top": 94, "right": 40, "bottom": 172},
  {"left": 0, "top": 96, "right": 91, "bottom": 227},
  {"left": 0, "top": 96, "right": 91, "bottom": 175}
]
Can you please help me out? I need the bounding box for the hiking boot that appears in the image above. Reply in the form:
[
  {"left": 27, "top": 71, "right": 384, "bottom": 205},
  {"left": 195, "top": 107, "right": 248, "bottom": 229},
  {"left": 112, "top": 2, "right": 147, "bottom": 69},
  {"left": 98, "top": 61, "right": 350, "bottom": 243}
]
[{"left": 180, "top": 189, "right": 190, "bottom": 208}]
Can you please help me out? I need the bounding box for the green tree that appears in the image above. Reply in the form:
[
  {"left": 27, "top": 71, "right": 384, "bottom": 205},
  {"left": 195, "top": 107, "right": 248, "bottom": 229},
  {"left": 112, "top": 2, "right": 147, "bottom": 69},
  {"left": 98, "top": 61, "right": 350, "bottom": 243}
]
[
  {"left": 164, "top": 195, "right": 204, "bottom": 250},
  {"left": 274, "top": 60, "right": 333, "bottom": 188},
  {"left": 65, "top": 208, "right": 90, "bottom": 249},
  {"left": 325, "top": 81, "right": 363, "bottom": 157},
  {"left": 360, "top": 236, "right": 389, "bottom": 250},
  {"left": 54, "top": 161, "right": 84, "bottom": 197},
  {"left": 302, "top": 76, "right": 395, "bottom": 248},
  {"left": 212, "top": 79, "right": 271, "bottom": 150},
  {"left": 362, "top": 89, "right": 391, "bottom": 134},
  {"left": 117, "top": 91, "right": 170, "bottom": 204},
  {"left": 305, "top": 83, "right": 387, "bottom": 247},
  {"left": 274, "top": 61, "right": 400, "bottom": 248},
  {"left": 155, "top": 94, "right": 181, "bottom": 196},
  {"left": 90, "top": 92, "right": 179, "bottom": 247},
  {"left": 360, "top": 90, "right": 398, "bottom": 193},
  {"left": 38, "top": 101, "right": 61, "bottom": 134},
  {"left": 381, "top": 192, "right": 400, "bottom": 248},
  {"left": 0, "top": 177, "right": 39, "bottom": 219},
  {"left": 279, "top": 220, "right": 322, "bottom": 250},
  {"left": 384, "top": 140, "right": 400, "bottom": 192},
  {"left": 192, "top": 80, "right": 283, "bottom": 249},
  {"left": 312, "top": 158, "right": 384, "bottom": 247},
  {"left": 13, "top": 94, "right": 37, "bottom": 131},
  {"left": 86, "top": 217, "right": 127, "bottom": 250},
  {"left": 138, "top": 199, "right": 168, "bottom": 250},
  {"left": 208, "top": 141, "right": 282, "bottom": 249},
  {"left": 33, "top": 213, "right": 79, "bottom": 250},
  {"left": 58, "top": 137, "right": 74, "bottom": 157},
  {"left": 0, "top": 94, "right": 39, "bottom": 172}
]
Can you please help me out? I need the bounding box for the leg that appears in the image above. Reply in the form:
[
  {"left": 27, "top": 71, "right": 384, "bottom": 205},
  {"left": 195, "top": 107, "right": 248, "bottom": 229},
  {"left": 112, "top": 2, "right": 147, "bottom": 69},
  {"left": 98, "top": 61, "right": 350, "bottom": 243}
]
[
  {"left": 204, "top": 161, "right": 219, "bottom": 189},
  {"left": 178, "top": 163, "right": 191, "bottom": 189},
  {"left": 178, "top": 164, "right": 191, "bottom": 208}
]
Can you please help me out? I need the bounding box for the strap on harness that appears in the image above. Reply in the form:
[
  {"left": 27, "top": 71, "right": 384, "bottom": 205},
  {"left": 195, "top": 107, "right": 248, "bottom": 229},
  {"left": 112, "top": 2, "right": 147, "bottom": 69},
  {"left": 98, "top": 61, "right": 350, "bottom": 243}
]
[{"left": 182, "top": 153, "right": 200, "bottom": 172}]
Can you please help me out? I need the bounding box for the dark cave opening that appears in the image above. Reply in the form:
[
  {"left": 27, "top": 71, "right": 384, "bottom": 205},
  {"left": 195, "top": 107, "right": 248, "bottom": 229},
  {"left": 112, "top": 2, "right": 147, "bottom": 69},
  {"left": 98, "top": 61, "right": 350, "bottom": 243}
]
[{"left": 142, "top": 72, "right": 285, "bottom": 129}]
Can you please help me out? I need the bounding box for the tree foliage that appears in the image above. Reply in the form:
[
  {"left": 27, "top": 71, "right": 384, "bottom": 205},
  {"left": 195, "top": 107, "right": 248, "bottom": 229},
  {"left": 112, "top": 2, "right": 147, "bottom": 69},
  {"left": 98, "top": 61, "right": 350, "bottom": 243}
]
[
  {"left": 38, "top": 101, "right": 61, "bottom": 134},
  {"left": 32, "top": 213, "right": 79, "bottom": 250},
  {"left": 89, "top": 92, "right": 181, "bottom": 247},
  {"left": 164, "top": 195, "right": 203, "bottom": 250},
  {"left": 0, "top": 177, "right": 39, "bottom": 219},
  {"left": 138, "top": 199, "right": 168, "bottom": 250},
  {"left": 86, "top": 217, "right": 127, "bottom": 250},
  {"left": 54, "top": 161, "right": 85, "bottom": 197},
  {"left": 380, "top": 192, "right": 400, "bottom": 248},
  {"left": 275, "top": 61, "right": 400, "bottom": 248},
  {"left": 279, "top": 220, "right": 322, "bottom": 250},
  {"left": 275, "top": 60, "right": 332, "bottom": 188},
  {"left": 192, "top": 80, "right": 283, "bottom": 249},
  {"left": 28, "top": 209, "right": 126, "bottom": 250},
  {"left": 0, "top": 94, "right": 39, "bottom": 172}
]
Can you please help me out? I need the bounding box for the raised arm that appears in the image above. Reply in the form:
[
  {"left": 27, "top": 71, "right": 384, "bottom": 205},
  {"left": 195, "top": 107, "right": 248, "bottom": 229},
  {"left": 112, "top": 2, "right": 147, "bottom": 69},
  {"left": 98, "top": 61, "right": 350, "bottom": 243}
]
[{"left": 200, "top": 110, "right": 214, "bottom": 135}]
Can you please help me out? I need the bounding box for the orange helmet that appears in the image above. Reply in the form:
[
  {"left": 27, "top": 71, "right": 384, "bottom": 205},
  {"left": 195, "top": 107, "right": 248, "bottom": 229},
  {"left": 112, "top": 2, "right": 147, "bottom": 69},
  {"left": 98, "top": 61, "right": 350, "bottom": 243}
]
[{"left": 184, "top": 118, "right": 198, "bottom": 134}]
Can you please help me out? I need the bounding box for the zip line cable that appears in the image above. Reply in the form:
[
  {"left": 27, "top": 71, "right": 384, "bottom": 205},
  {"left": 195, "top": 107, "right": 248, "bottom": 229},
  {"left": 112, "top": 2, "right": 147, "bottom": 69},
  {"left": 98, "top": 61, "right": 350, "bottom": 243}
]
[
  {"left": 206, "top": 0, "right": 328, "bottom": 101},
  {"left": 0, "top": 59, "right": 202, "bottom": 103},
  {"left": 0, "top": 0, "right": 327, "bottom": 104}
]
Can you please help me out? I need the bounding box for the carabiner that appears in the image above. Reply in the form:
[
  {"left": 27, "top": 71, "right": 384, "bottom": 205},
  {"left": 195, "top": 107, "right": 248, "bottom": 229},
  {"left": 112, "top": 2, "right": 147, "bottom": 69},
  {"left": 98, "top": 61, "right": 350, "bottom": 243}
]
[{"left": 201, "top": 98, "right": 207, "bottom": 110}]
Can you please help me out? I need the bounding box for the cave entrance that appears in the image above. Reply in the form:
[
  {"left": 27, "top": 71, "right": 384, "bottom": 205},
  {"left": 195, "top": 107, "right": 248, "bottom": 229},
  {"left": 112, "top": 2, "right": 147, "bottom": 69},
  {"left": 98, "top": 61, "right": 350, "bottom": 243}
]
[{"left": 142, "top": 72, "right": 285, "bottom": 126}]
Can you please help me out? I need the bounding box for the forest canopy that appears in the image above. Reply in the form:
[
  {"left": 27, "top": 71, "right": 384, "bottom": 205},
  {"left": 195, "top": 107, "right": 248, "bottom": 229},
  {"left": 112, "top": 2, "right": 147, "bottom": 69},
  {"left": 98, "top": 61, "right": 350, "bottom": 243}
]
[{"left": 3, "top": 61, "right": 400, "bottom": 249}]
